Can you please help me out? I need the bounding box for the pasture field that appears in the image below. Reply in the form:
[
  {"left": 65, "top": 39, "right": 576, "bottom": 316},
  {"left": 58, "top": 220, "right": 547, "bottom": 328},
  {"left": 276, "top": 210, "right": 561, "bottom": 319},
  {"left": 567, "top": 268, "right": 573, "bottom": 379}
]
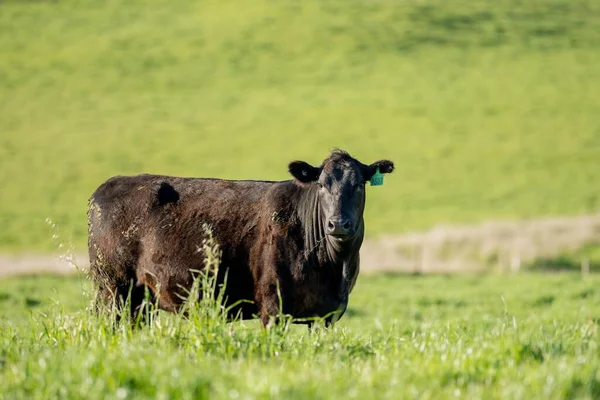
[
  {"left": 1, "top": 271, "right": 599, "bottom": 399},
  {"left": 2, "top": 0, "right": 600, "bottom": 251}
]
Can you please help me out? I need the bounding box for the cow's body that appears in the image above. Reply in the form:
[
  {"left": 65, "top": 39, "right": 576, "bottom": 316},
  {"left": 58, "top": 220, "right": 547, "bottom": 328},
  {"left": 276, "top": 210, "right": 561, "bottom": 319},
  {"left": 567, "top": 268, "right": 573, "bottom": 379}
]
[{"left": 87, "top": 150, "right": 393, "bottom": 326}]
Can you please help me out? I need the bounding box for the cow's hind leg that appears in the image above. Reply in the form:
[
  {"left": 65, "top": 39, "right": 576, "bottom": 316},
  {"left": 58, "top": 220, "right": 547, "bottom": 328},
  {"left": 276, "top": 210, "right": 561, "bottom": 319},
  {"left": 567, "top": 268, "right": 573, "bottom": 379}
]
[
  {"left": 92, "top": 274, "right": 154, "bottom": 326},
  {"left": 89, "top": 257, "right": 122, "bottom": 319}
]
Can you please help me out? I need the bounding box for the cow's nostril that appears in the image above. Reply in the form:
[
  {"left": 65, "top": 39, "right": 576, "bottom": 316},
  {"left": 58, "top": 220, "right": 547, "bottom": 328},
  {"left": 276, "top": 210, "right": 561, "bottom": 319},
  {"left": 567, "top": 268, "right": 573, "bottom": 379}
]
[
  {"left": 342, "top": 221, "right": 351, "bottom": 231},
  {"left": 327, "top": 220, "right": 335, "bottom": 231}
]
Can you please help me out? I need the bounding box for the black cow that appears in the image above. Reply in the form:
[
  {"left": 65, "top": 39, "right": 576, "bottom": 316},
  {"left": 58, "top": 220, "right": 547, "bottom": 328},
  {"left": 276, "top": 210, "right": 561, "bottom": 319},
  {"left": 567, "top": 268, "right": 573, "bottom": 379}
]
[{"left": 87, "top": 149, "right": 394, "bottom": 326}]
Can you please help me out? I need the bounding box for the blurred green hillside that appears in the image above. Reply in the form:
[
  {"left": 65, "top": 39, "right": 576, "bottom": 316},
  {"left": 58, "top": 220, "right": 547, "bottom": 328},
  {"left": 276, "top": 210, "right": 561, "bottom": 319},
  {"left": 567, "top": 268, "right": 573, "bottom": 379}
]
[{"left": 1, "top": 0, "right": 600, "bottom": 251}]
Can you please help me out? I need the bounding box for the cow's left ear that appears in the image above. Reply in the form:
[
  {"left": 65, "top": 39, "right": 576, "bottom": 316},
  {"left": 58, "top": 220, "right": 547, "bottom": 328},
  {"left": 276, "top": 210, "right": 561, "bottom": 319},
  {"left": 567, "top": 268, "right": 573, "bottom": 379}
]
[
  {"left": 289, "top": 161, "right": 321, "bottom": 183},
  {"left": 364, "top": 160, "right": 395, "bottom": 180}
]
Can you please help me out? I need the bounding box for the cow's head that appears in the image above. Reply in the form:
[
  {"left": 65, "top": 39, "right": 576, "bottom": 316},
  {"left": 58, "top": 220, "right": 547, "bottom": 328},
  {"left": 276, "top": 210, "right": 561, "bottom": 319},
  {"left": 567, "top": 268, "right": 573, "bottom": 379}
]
[{"left": 289, "top": 149, "right": 394, "bottom": 240}]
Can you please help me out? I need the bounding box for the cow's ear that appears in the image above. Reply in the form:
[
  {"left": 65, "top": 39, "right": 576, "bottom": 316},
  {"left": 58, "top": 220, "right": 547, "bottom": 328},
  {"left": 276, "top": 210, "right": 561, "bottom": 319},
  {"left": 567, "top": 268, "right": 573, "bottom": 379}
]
[
  {"left": 288, "top": 161, "right": 321, "bottom": 183},
  {"left": 364, "top": 160, "right": 395, "bottom": 179}
]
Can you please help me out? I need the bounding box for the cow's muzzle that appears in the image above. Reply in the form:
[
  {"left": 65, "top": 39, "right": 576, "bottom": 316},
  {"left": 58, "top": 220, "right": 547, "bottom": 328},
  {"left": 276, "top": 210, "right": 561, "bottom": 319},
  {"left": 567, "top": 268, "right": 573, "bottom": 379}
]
[{"left": 326, "top": 218, "right": 353, "bottom": 238}]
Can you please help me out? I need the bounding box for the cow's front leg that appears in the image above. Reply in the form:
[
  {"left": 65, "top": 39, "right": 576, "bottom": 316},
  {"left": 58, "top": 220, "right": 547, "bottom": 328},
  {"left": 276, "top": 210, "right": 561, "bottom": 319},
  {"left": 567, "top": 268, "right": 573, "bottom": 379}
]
[
  {"left": 252, "top": 232, "right": 295, "bottom": 328},
  {"left": 256, "top": 279, "right": 285, "bottom": 328}
]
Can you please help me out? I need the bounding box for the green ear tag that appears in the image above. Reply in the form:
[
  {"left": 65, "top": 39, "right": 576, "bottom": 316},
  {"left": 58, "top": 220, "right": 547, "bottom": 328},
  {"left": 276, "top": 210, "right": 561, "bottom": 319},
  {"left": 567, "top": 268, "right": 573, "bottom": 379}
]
[{"left": 370, "top": 167, "right": 384, "bottom": 186}]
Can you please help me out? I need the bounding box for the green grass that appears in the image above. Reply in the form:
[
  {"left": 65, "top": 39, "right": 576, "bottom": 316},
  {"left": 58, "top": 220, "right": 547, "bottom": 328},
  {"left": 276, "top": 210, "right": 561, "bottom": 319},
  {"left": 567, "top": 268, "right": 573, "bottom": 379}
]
[
  {"left": 2, "top": 0, "right": 600, "bottom": 251},
  {"left": 1, "top": 271, "right": 599, "bottom": 399}
]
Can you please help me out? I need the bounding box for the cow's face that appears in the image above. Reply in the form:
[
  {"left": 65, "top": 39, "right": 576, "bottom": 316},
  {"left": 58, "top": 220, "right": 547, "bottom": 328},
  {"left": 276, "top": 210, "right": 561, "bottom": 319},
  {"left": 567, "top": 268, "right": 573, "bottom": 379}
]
[{"left": 289, "top": 150, "right": 394, "bottom": 241}]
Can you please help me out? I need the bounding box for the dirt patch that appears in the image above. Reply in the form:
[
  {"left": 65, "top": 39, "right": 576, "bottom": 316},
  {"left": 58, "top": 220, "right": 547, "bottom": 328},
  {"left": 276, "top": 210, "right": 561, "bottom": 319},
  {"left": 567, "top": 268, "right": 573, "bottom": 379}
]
[
  {"left": 1, "top": 213, "right": 599, "bottom": 278},
  {"left": 0, "top": 253, "right": 86, "bottom": 278}
]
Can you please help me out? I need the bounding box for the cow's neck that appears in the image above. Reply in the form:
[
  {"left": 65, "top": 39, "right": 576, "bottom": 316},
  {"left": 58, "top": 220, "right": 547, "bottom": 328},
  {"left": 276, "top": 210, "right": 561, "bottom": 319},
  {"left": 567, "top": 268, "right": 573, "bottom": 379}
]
[{"left": 301, "top": 186, "right": 363, "bottom": 266}]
